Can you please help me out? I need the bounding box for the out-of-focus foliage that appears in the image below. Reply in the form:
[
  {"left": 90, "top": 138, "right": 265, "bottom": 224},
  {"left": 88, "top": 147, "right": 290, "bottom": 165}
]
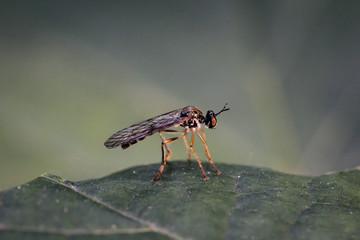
[{"left": 1, "top": 1, "right": 360, "bottom": 189}]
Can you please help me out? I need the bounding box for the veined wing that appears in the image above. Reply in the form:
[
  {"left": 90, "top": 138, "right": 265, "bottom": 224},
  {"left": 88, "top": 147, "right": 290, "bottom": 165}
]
[{"left": 104, "top": 108, "right": 188, "bottom": 149}]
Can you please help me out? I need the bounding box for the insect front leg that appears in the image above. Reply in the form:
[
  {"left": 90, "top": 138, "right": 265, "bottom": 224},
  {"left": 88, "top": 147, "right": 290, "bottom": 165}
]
[
  {"left": 189, "top": 131, "right": 209, "bottom": 181},
  {"left": 152, "top": 130, "right": 188, "bottom": 182},
  {"left": 196, "top": 130, "right": 221, "bottom": 175}
]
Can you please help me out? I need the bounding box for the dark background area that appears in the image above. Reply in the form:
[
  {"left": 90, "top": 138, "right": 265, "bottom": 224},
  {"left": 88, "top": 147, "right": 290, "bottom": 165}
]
[{"left": 1, "top": 0, "right": 360, "bottom": 190}]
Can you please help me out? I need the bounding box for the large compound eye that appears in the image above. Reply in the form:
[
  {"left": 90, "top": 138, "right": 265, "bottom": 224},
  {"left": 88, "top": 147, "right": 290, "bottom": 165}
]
[
  {"left": 211, "top": 117, "right": 217, "bottom": 127},
  {"left": 205, "top": 110, "right": 217, "bottom": 129}
]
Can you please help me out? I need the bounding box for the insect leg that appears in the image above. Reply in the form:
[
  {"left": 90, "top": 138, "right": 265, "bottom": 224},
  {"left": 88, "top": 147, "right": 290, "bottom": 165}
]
[
  {"left": 159, "top": 129, "right": 183, "bottom": 133},
  {"left": 152, "top": 132, "right": 169, "bottom": 182},
  {"left": 152, "top": 130, "right": 187, "bottom": 182},
  {"left": 158, "top": 129, "right": 191, "bottom": 160},
  {"left": 182, "top": 136, "right": 191, "bottom": 161},
  {"left": 198, "top": 128, "right": 206, "bottom": 141},
  {"left": 196, "top": 130, "right": 221, "bottom": 175},
  {"left": 189, "top": 131, "right": 208, "bottom": 181}
]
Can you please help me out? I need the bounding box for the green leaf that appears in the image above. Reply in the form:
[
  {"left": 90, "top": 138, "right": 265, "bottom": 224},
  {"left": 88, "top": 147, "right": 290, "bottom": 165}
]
[{"left": 1, "top": 161, "right": 359, "bottom": 239}]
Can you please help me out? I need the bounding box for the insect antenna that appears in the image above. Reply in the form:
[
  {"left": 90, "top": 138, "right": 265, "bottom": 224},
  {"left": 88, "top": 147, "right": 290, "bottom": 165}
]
[{"left": 215, "top": 103, "right": 230, "bottom": 116}]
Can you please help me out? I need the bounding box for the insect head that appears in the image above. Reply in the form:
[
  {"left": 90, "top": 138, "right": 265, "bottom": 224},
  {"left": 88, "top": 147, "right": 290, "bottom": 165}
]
[{"left": 204, "top": 103, "right": 230, "bottom": 129}]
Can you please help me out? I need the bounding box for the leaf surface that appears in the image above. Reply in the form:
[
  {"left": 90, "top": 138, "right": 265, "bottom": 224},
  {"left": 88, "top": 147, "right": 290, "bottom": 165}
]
[{"left": 1, "top": 161, "right": 359, "bottom": 239}]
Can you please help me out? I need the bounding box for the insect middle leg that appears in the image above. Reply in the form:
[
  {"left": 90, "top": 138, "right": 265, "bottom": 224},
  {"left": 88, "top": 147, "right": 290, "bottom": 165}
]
[
  {"left": 152, "top": 130, "right": 188, "bottom": 182},
  {"left": 196, "top": 129, "right": 221, "bottom": 175},
  {"left": 182, "top": 135, "right": 191, "bottom": 161},
  {"left": 189, "top": 131, "right": 209, "bottom": 181}
]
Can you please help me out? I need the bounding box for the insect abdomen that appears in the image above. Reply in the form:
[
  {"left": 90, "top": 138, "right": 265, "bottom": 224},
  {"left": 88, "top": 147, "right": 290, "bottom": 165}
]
[
  {"left": 104, "top": 135, "right": 147, "bottom": 149},
  {"left": 119, "top": 136, "right": 146, "bottom": 149}
]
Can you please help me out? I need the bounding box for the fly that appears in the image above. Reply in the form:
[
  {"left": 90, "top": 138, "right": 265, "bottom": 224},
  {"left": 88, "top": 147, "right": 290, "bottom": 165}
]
[{"left": 104, "top": 103, "right": 230, "bottom": 182}]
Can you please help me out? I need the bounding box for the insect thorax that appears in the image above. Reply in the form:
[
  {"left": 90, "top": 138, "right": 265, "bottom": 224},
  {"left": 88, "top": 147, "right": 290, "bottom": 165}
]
[
  {"left": 180, "top": 117, "right": 204, "bottom": 129},
  {"left": 178, "top": 106, "right": 205, "bottom": 129}
]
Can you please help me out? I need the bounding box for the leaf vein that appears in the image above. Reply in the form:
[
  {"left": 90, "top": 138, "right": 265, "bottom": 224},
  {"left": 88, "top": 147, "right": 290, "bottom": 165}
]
[{"left": 40, "top": 173, "right": 186, "bottom": 240}]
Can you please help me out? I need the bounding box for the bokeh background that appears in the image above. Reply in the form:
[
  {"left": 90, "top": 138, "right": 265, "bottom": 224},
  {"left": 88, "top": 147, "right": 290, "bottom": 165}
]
[{"left": 1, "top": 1, "right": 359, "bottom": 190}]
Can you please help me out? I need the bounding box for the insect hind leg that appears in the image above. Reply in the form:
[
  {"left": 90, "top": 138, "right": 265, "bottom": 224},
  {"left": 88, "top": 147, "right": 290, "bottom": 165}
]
[
  {"left": 152, "top": 130, "right": 188, "bottom": 182},
  {"left": 158, "top": 129, "right": 191, "bottom": 160}
]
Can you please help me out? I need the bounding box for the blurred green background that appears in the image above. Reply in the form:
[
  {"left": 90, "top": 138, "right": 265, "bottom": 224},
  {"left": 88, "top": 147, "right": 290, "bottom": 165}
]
[{"left": 1, "top": 1, "right": 359, "bottom": 190}]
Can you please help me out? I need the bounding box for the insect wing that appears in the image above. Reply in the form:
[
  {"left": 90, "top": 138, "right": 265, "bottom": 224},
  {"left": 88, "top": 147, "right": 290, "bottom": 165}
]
[{"left": 104, "top": 109, "right": 187, "bottom": 149}]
